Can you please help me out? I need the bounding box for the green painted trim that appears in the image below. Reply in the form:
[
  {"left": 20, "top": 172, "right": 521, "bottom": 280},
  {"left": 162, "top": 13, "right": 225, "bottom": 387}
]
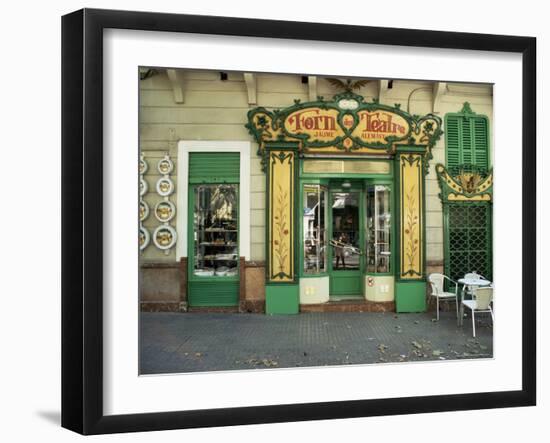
[
  {"left": 327, "top": 187, "right": 364, "bottom": 296},
  {"left": 395, "top": 281, "right": 426, "bottom": 312},
  {"left": 265, "top": 141, "right": 301, "bottom": 149},
  {"left": 265, "top": 284, "right": 299, "bottom": 314},
  {"left": 395, "top": 145, "right": 427, "bottom": 153}
]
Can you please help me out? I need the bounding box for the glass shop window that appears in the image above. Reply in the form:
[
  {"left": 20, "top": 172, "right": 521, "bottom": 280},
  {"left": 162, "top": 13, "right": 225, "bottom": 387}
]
[
  {"left": 303, "top": 184, "right": 327, "bottom": 274},
  {"left": 193, "top": 184, "right": 239, "bottom": 277},
  {"left": 366, "top": 184, "right": 391, "bottom": 273}
]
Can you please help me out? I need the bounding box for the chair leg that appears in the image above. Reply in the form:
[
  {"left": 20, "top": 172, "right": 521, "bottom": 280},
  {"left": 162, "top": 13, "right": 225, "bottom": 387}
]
[
  {"left": 455, "top": 297, "right": 459, "bottom": 325},
  {"left": 472, "top": 310, "right": 476, "bottom": 337},
  {"left": 436, "top": 297, "right": 439, "bottom": 321}
]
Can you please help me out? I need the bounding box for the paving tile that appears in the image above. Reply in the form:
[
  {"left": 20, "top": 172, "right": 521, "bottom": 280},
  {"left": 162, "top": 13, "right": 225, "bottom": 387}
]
[{"left": 139, "top": 311, "right": 493, "bottom": 374}]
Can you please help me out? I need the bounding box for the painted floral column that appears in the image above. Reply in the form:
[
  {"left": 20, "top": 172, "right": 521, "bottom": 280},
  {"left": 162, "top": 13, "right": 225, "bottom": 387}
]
[
  {"left": 399, "top": 153, "right": 424, "bottom": 279},
  {"left": 395, "top": 151, "right": 426, "bottom": 312},
  {"left": 267, "top": 149, "right": 296, "bottom": 282},
  {"left": 264, "top": 148, "right": 299, "bottom": 314}
]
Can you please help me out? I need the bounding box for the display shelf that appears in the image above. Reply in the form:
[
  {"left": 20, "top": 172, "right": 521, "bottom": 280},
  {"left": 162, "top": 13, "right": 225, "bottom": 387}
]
[{"left": 192, "top": 184, "right": 239, "bottom": 278}]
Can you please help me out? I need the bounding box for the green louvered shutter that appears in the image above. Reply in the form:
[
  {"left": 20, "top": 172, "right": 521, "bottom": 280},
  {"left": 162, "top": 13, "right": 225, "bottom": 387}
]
[
  {"left": 189, "top": 152, "right": 240, "bottom": 183},
  {"left": 446, "top": 117, "right": 461, "bottom": 167},
  {"left": 461, "top": 118, "right": 473, "bottom": 164},
  {"left": 445, "top": 114, "right": 489, "bottom": 169},
  {"left": 473, "top": 118, "right": 489, "bottom": 169}
]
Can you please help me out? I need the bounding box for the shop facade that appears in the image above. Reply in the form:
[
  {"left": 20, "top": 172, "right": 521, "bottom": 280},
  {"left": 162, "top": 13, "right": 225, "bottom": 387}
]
[{"left": 138, "top": 70, "right": 493, "bottom": 314}]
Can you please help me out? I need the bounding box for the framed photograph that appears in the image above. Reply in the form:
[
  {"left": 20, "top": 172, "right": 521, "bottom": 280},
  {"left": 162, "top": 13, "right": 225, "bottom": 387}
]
[{"left": 62, "top": 8, "right": 536, "bottom": 435}]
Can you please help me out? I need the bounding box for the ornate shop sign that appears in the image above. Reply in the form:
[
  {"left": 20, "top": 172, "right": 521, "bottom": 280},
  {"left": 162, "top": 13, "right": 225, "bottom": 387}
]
[{"left": 246, "top": 92, "right": 443, "bottom": 161}]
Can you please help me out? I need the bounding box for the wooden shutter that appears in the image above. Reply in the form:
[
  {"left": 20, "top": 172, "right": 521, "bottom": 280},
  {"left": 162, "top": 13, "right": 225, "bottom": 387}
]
[
  {"left": 189, "top": 152, "right": 240, "bottom": 183},
  {"left": 446, "top": 117, "right": 461, "bottom": 167},
  {"left": 473, "top": 118, "right": 489, "bottom": 169},
  {"left": 445, "top": 114, "right": 489, "bottom": 169}
]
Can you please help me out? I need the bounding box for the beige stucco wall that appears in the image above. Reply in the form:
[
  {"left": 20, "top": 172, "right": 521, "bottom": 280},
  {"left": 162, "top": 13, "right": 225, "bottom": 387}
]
[{"left": 139, "top": 69, "right": 493, "bottom": 266}]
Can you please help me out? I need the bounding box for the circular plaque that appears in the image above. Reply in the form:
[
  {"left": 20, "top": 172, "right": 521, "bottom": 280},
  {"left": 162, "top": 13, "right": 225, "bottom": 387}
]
[
  {"left": 154, "top": 200, "right": 176, "bottom": 222},
  {"left": 153, "top": 225, "right": 177, "bottom": 250},
  {"left": 139, "top": 226, "right": 150, "bottom": 251},
  {"left": 140, "top": 177, "right": 148, "bottom": 196},
  {"left": 139, "top": 200, "right": 149, "bottom": 222},
  {"left": 156, "top": 177, "right": 174, "bottom": 196},
  {"left": 157, "top": 156, "right": 174, "bottom": 175},
  {"left": 139, "top": 156, "right": 148, "bottom": 175}
]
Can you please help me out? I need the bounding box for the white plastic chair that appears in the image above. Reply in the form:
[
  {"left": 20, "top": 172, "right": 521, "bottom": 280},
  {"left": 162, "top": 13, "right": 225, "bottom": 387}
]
[
  {"left": 462, "top": 272, "right": 489, "bottom": 298},
  {"left": 428, "top": 273, "right": 459, "bottom": 321},
  {"left": 460, "top": 286, "right": 494, "bottom": 337}
]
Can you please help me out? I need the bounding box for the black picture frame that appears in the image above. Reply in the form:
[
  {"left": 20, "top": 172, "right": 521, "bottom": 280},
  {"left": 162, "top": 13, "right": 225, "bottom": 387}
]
[{"left": 61, "top": 8, "right": 536, "bottom": 435}]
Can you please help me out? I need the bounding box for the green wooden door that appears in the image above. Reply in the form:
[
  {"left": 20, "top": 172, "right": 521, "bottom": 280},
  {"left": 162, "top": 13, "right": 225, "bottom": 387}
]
[{"left": 328, "top": 188, "right": 363, "bottom": 297}]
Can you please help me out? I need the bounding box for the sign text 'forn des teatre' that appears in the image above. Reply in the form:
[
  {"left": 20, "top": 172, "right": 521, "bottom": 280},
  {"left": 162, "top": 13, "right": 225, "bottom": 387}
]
[{"left": 284, "top": 108, "right": 411, "bottom": 145}]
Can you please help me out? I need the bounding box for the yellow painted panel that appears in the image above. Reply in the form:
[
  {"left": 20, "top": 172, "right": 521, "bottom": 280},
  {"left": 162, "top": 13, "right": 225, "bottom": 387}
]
[
  {"left": 268, "top": 151, "right": 295, "bottom": 282},
  {"left": 400, "top": 154, "right": 423, "bottom": 279}
]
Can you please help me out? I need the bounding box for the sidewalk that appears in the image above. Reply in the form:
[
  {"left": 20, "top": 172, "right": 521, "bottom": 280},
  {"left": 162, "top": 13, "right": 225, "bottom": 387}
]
[{"left": 139, "top": 310, "right": 493, "bottom": 374}]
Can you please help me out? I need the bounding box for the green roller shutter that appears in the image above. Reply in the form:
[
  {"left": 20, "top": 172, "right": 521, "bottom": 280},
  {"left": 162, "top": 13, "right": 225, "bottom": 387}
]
[
  {"left": 189, "top": 152, "right": 240, "bottom": 183},
  {"left": 445, "top": 113, "right": 489, "bottom": 169},
  {"left": 188, "top": 281, "right": 240, "bottom": 307}
]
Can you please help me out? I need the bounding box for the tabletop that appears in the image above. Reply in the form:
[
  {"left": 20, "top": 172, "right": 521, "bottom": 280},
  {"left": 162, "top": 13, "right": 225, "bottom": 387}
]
[{"left": 458, "top": 277, "right": 492, "bottom": 286}]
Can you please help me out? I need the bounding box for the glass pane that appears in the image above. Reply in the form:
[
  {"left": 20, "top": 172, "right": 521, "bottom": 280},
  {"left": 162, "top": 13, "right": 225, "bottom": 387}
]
[
  {"left": 331, "top": 192, "right": 360, "bottom": 271},
  {"left": 193, "top": 184, "right": 239, "bottom": 277},
  {"left": 303, "top": 185, "right": 327, "bottom": 274},
  {"left": 366, "top": 185, "right": 391, "bottom": 273}
]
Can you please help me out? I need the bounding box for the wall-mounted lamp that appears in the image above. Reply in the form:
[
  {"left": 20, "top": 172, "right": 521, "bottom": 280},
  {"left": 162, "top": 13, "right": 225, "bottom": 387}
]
[{"left": 342, "top": 180, "right": 351, "bottom": 188}]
